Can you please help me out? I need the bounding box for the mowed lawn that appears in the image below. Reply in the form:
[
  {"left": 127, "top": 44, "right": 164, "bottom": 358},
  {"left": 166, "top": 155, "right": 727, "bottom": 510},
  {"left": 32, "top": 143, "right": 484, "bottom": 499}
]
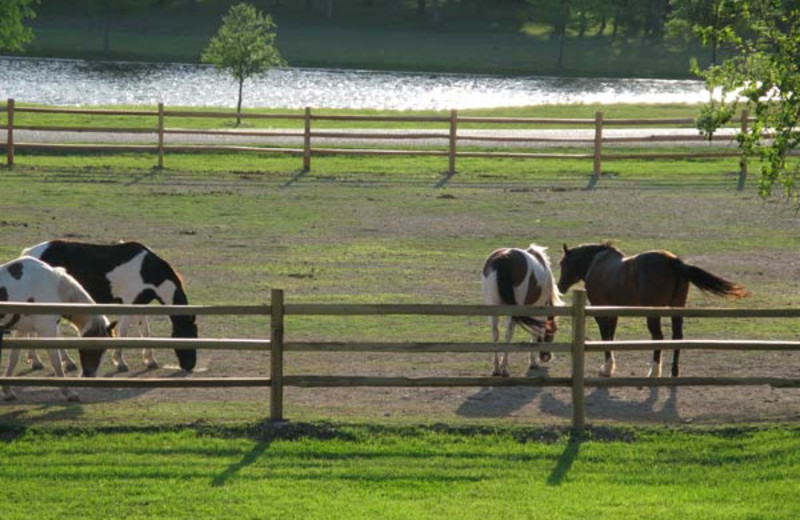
[{"left": 0, "top": 424, "right": 798, "bottom": 520}]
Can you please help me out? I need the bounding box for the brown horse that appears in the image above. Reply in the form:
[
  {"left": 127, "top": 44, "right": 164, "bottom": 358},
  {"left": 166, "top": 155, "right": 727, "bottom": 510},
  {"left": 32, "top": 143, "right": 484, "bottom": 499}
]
[{"left": 557, "top": 242, "right": 748, "bottom": 377}]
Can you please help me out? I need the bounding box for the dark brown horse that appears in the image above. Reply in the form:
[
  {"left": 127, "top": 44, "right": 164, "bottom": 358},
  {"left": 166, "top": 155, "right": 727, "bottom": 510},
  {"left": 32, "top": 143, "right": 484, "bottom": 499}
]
[{"left": 557, "top": 242, "right": 748, "bottom": 377}]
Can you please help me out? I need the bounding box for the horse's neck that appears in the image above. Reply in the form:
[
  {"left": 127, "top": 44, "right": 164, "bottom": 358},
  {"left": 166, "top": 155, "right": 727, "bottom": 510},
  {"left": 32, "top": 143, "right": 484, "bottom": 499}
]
[
  {"left": 56, "top": 272, "right": 105, "bottom": 334},
  {"left": 578, "top": 245, "right": 613, "bottom": 275}
]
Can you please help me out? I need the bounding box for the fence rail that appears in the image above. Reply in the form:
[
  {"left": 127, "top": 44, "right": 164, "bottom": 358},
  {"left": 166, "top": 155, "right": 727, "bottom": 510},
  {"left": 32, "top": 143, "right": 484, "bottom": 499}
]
[
  {"left": 2, "top": 289, "right": 800, "bottom": 430},
  {"left": 1, "top": 99, "right": 754, "bottom": 188}
]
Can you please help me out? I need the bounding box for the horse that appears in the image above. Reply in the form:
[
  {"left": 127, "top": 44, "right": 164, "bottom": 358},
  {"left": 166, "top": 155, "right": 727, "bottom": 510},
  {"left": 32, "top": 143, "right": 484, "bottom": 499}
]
[
  {"left": 481, "top": 244, "right": 562, "bottom": 377},
  {"left": 1, "top": 256, "right": 116, "bottom": 401},
  {"left": 557, "top": 242, "right": 748, "bottom": 378},
  {"left": 22, "top": 240, "right": 197, "bottom": 372}
]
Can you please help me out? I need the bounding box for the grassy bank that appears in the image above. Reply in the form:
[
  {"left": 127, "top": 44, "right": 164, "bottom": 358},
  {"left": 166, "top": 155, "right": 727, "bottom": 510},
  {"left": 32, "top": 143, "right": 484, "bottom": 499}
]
[
  {"left": 1, "top": 424, "right": 798, "bottom": 519},
  {"left": 22, "top": 0, "right": 708, "bottom": 77}
]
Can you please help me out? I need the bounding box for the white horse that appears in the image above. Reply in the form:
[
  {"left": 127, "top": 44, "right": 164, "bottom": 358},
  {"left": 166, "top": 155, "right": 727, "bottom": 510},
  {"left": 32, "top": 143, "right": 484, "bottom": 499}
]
[
  {"left": 1, "top": 256, "right": 115, "bottom": 402},
  {"left": 481, "top": 244, "right": 563, "bottom": 377}
]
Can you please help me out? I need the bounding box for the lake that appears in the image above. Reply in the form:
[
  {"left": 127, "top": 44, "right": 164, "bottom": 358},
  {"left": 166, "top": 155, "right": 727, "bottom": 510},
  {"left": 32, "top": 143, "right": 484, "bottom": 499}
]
[{"left": 0, "top": 57, "right": 709, "bottom": 110}]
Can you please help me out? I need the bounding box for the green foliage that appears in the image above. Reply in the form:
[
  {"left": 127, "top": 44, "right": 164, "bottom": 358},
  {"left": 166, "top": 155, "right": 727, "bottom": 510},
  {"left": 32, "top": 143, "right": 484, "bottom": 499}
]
[
  {"left": 0, "top": 0, "right": 36, "bottom": 52},
  {"left": 201, "top": 2, "right": 285, "bottom": 123},
  {"left": 690, "top": 1, "right": 800, "bottom": 199}
]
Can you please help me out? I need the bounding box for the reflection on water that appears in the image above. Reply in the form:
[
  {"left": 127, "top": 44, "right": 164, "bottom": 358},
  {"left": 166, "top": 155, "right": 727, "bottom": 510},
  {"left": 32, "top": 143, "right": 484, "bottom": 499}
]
[{"left": 0, "top": 57, "right": 708, "bottom": 110}]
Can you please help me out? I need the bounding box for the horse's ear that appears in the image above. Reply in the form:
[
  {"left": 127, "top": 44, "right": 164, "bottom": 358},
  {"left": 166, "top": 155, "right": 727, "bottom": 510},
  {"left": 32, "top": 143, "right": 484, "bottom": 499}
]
[
  {"left": 562, "top": 243, "right": 569, "bottom": 254},
  {"left": 108, "top": 321, "right": 118, "bottom": 336}
]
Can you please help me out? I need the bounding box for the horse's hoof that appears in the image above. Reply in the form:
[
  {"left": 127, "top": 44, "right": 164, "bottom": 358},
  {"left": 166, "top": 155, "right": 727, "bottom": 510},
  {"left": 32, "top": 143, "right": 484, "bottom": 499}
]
[
  {"left": 28, "top": 361, "right": 44, "bottom": 370},
  {"left": 145, "top": 361, "right": 159, "bottom": 370},
  {"left": 63, "top": 362, "right": 78, "bottom": 372},
  {"left": 115, "top": 364, "right": 129, "bottom": 373}
]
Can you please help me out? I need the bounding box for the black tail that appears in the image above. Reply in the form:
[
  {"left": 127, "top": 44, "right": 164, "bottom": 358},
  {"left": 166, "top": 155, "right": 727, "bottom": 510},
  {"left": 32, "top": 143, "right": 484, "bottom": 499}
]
[
  {"left": 680, "top": 261, "right": 749, "bottom": 299},
  {"left": 492, "top": 257, "right": 546, "bottom": 334}
]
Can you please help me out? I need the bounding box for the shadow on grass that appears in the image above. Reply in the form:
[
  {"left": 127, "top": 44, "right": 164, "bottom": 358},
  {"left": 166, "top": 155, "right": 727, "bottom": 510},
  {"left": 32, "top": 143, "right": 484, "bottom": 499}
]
[
  {"left": 547, "top": 438, "right": 581, "bottom": 486},
  {"left": 212, "top": 440, "right": 270, "bottom": 487}
]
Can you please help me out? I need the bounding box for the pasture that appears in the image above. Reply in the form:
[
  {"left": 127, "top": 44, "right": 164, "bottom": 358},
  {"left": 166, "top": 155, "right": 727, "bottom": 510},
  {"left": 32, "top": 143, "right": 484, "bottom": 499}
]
[{"left": 0, "top": 153, "right": 798, "bottom": 427}]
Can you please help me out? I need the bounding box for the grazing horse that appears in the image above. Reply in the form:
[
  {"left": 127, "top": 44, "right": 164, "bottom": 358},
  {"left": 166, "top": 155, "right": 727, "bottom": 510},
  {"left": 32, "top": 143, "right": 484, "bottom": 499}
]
[
  {"left": 1, "top": 256, "right": 115, "bottom": 401},
  {"left": 482, "top": 244, "right": 562, "bottom": 377},
  {"left": 22, "top": 240, "right": 197, "bottom": 372},
  {"left": 557, "top": 242, "right": 748, "bottom": 378}
]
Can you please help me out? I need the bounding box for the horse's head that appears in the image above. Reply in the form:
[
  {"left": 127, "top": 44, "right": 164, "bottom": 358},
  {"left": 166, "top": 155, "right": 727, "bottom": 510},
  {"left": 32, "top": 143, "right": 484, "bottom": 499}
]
[
  {"left": 78, "top": 319, "right": 117, "bottom": 377},
  {"left": 557, "top": 243, "right": 583, "bottom": 293},
  {"left": 172, "top": 316, "right": 198, "bottom": 372},
  {"left": 543, "top": 316, "right": 557, "bottom": 343}
]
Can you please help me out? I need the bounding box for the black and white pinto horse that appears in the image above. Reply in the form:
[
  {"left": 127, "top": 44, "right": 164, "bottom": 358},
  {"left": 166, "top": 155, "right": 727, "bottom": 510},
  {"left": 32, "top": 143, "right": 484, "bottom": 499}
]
[
  {"left": 1, "top": 256, "right": 115, "bottom": 401},
  {"left": 481, "top": 244, "right": 562, "bottom": 377},
  {"left": 22, "top": 240, "right": 197, "bottom": 372}
]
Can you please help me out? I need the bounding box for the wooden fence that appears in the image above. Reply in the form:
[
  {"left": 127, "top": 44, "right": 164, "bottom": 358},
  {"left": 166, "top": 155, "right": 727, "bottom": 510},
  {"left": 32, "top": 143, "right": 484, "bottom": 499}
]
[
  {"left": 1, "top": 99, "right": 752, "bottom": 189},
  {"left": 2, "top": 289, "right": 800, "bottom": 430}
]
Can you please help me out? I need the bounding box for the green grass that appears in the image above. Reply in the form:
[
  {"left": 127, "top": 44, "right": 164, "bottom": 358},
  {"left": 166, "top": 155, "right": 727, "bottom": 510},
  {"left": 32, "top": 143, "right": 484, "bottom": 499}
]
[
  {"left": 4, "top": 103, "right": 708, "bottom": 130},
  {"left": 1, "top": 424, "right": 798, "bottom": 520}
]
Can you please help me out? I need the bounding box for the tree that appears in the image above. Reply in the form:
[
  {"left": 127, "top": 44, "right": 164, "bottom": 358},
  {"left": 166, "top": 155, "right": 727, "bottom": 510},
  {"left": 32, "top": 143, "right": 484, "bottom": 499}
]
[
  {"left": 667, "top": 0, "right": 742, "bottom": 65},
  {"left": 692, "top": 1, "right": 800, "bottom": 199},
  {"left": 0, "top": 0, "right": 36, "bottom": 52},
  {"left": 201, "top": 3, "right": 286, "bottom": 126}
]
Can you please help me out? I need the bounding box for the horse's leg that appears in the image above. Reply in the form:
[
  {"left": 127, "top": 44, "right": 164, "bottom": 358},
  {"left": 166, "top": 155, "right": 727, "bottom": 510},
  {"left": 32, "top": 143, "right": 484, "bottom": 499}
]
[
  {"left": 111, "top": 315, "right": 133, "bottom": 372},
  {"left": 56, "top": 321, "right": 79, "bottom": 371},
  {"left": 489, "top": 316, "right": 502, "bottom": 376},
  {"left": 497, "top": 317, "right": 514, "bottom": 377},
  {"left": 46, "top": 349, "right": 79, "bottom": 402},
  {"left": 26, "top": 345, "right": 45, "bottom": 370},
  {"left": 646, "top": 316, "right": 665, "bottom": 377},
  {"left": 596, "top": 316, "right": 618, "bottom": 377},
  {"left": 2, "top": 347, "right": 21, "bottom": 400},
  {"left": 671, "top": 316, "right": 683, "bottom": 377},
  {"left": 138, "top": 316, "right": 158, "bottom": 370},
  {"left": 59, "top": 349, "right": 79, "bottom": 372}
]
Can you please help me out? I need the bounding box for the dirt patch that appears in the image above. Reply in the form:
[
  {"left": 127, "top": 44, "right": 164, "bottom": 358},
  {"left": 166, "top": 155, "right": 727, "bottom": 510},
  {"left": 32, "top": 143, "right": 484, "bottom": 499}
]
[{"left": 1, "top": 174, "right": 799, "bottom": 426}]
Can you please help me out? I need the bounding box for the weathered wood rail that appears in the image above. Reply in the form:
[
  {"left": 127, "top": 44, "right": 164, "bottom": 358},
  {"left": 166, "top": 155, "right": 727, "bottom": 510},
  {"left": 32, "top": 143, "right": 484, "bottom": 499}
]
[
  {"left": 2, "top": 289, "right": 800, "bottom": 430},
  {"left": 1, "top": 99, "right": 753, "bottom": 189}
]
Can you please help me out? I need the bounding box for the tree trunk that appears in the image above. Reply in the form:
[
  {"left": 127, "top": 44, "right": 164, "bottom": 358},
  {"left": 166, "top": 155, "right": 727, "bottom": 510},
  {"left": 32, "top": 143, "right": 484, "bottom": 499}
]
[{"left": 236, "top": 77, "right": 244, "bottom": 127}]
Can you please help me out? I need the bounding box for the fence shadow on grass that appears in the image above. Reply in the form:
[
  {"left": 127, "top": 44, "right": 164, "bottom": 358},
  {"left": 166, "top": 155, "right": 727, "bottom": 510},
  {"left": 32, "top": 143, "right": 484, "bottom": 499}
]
[{"left": 212, "top": 440, "right": 271, "bottom": 487}]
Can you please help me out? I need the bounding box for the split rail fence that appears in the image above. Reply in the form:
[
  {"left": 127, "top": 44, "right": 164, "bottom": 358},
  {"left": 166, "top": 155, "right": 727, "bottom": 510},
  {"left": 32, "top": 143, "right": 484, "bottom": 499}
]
[
  {"left": 2, "top": 289, "right": 800, "bottom": 430},
  {"left": 1, "top": 99, "right": 753, "bottom": 189}
]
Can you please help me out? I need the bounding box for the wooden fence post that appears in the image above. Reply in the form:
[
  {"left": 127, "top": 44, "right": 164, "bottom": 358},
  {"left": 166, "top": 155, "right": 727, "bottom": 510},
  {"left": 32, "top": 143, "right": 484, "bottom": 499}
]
[
  {"left": 448, "top": 108, "right": 458, "bottom": 175},
  {"left": 157, "top": 102, "right": 165, "bottom": 170},
  {"left": 6, "top": 98, "right": 15, "bottom": 167},
  {"left": 303, "top": 107, "right": 312, "bottom": 172},
  {"left": 589, "top": 111, "right": 604, "bottom": 189},
  {"left": 738, "top": 109, "right": 749, "bottom": 191},
  {"left": 270, "top": 288, "right": 285, "bottom": 421},
  {"left": 571, "top": 289, "right": 587, "bottom": 432}
]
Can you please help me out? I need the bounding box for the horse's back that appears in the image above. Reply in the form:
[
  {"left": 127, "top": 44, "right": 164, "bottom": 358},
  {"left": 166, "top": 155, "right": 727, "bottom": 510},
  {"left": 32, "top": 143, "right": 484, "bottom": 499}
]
[
  {"left": 586, "top": 249, "right": 687, "bottom": 306},
  {"left": 482, "top": 246, "right": 556, "bottom": 307}
]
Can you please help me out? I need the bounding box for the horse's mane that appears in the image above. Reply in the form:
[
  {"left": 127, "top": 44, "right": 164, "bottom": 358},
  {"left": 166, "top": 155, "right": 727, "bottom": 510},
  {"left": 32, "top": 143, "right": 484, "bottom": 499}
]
[{"left": 53, "top": 266, "right": 94, "bottom": 305}]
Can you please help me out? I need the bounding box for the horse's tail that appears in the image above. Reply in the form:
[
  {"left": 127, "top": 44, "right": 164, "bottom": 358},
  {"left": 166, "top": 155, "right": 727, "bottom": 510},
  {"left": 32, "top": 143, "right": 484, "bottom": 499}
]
[
  {"left": 678, "top": 260, "right": 749, "bottom": 299},
  {"left": 490, "top": 256, "right": 546, "bottom": 334}
]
